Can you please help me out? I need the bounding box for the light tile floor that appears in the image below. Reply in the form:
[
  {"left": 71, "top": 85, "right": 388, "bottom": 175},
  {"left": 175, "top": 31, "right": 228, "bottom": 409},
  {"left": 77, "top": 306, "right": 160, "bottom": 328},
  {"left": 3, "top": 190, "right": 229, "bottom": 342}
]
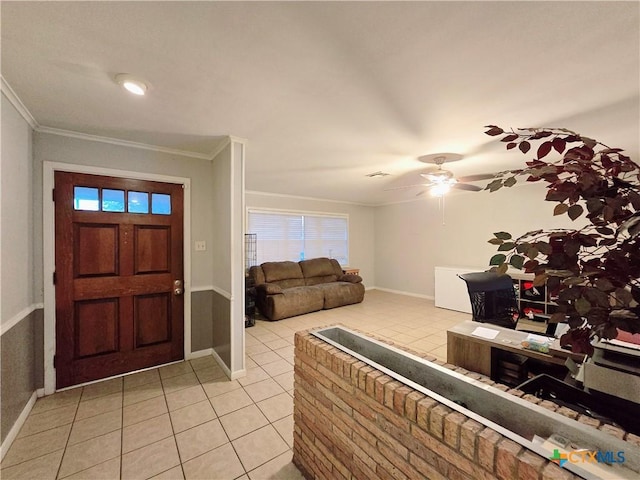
[{"left": 1, "top": 290, "right": 470, "bottom": 479}]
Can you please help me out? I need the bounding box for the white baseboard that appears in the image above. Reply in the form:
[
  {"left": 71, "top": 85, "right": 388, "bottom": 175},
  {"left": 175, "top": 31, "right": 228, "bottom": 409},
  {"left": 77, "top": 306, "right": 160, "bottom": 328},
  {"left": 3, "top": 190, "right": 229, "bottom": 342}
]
[
  {"left": 229, "top": 368, "right": 247, "bottom": 381},
  {"left": 187, "top": 348, "right": 214, "bottom": 360},
  {"left": 370, "top": 286, "right": 434, "bottom": 300},
  {"left": 190, "top": 348, "right": 245, "bottom": 380},
  {"left": 0, "top": 391, "right": 37, "bottom": 461}
]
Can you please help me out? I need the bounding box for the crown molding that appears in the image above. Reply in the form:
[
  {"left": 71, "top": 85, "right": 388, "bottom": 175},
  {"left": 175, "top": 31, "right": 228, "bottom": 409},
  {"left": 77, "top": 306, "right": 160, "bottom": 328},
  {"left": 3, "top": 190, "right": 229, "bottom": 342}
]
[
  {"left": 1, "top": 76, "right": 39, "bottom": 129},
  {"left": 36, "top": 126, "right": 213, "bottom": 160},
  {"left": 245, "top": 190, "right": 374, "bottom": 207}
]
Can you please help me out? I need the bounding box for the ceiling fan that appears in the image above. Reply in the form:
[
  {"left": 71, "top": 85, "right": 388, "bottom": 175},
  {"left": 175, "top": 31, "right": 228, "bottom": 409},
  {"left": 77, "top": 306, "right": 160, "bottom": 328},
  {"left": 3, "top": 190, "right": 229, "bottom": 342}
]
[{"left": 386, "top": 153, "right": 496, "bottom": 197}]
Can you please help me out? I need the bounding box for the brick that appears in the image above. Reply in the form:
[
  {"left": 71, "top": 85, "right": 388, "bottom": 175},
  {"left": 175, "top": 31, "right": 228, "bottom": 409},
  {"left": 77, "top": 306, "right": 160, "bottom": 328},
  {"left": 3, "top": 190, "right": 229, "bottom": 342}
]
[
  {"left": 405, "top": 391, "right": 426, "bottom": 423},
  {"left": 420, "top": 353, "right": 438, "bottom": 362},
  {"left": 353, "top": 389, "right": 386, "bottom": 421},
  {"left": 393, "top": 385, "right": 413, "bottom": 416},
  {"left": 443, "top": 411, "right": 466, "bottom": 449},
  {"left": 416, "top": 397, "right": 438, "bottom": 430},
  {"left": 374, "top": 374, "right": 393, "bottom": 404},
  {"left": 538, "top": 400, "right": 558, "bottom": 412},
  {"left": 364, "top": 368, "right": 382, "bottom": 396},
  {"left": 350, "top": 360, "right": 367, "bottom": 387},
  {"left": 626, "top": 432, "right": 640, "bottom": 447},
  {"left": 447, "top": 465, "right": 475, "bottom": 480},
  {"left": 383, "top": 380, "right": 403, "bottom": 409},
  {"left": 477, "top": 427, "right": 501, "bottom": 472},
  {"left": 522, "top": 394, "right": 542, "bottom": 404},
  {"left": 541, "top": 462, "right": 577, "bottom": 480},
  {"left": 600, "top": 423, "right": 625, "bottom": 439},
  {"left": 351, "top": 452, "right": 377, "bottom": 480},
  {"left": 429, "top": 404, "right": 452, "bottom": 440},
  {"left": 507, "top": 388, "right": 526, "bottom": 397},
  {"left": 377, "top": 389, "right": 411, "bottom": 428},
  {"left": 517, "top": 450, "right": 547, "bottom": 480},
  {"left": 493, "top": 383, "right": 509, "bottom": 392},
  {"left": 376, "top": 463, "right": 407, "bottom": 480},
  {"left": 555, "top": 406, "right": 579, "bottom": 420},
  {"left": 375, "top": 415, "right": 410, "bottom": 459},
  {"left": 576, "top": 414, "right": 601, "bottom": 429},
  {"left": 459, "top": 418, "right": 483, "bottom": 460},
  {"left": 352, "top": 410, "right": 380, "bottom": 446},
  {"left": 495, "top": 437, "right": 522, "bottom": 480},
  {"left": 409, "top": 452, "right": 448, "bottom": 480}
]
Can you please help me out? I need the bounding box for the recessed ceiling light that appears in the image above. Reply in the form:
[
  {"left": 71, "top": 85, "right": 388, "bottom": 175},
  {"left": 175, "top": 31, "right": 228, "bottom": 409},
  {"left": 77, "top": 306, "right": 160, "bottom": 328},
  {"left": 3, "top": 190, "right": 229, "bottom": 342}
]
[{"left": 115, "top": 74, "right": 148, "bottom": 96}]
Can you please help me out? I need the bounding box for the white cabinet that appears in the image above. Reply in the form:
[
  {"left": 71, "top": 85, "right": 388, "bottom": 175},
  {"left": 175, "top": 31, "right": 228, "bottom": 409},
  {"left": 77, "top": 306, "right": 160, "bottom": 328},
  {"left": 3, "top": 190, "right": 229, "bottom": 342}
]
[{"left": 434, "top": 266, "right": 485, "bottom": 313}]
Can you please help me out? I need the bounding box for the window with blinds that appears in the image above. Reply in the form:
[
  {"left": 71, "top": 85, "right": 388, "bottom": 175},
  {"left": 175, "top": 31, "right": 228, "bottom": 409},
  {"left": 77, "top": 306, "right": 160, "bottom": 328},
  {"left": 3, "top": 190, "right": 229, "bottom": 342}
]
[{"left": 247, "top": 209, "right": 348, "bottom": 265}]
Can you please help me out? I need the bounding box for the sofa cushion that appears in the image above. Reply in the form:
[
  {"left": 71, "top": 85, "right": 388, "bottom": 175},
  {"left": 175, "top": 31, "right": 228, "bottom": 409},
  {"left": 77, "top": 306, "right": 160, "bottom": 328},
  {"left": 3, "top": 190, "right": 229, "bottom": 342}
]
[
  {"left": 261, "top": 261, "right": 305, "bottom": 288},
  {"left": 257, "top": 283, "right": 283, "bottom": 295},
  {"left": 262, "top": 285, "right": 325, "bottom": 321},
  {"left": 317, "top": 282, "right": 365, "bottom": 309},
  {"left": 300, "top": 258, "right": 342, "bottom": 285},
  {"left": 338, "top": 274, "right": 363, "bottom": 283}
]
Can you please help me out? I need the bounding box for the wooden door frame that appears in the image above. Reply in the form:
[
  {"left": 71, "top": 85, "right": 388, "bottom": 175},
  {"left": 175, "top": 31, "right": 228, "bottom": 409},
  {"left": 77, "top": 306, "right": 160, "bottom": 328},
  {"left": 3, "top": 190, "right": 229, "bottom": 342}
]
[{"left": 43, "top": 161, "right": 192, "bottom": 394}]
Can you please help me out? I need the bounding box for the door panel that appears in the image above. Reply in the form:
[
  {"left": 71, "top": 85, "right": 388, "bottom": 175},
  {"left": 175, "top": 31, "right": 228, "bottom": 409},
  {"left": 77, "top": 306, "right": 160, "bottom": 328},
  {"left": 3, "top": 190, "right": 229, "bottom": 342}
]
[{"left": 55, "top": 171, "right": 184, "bottom": 388}]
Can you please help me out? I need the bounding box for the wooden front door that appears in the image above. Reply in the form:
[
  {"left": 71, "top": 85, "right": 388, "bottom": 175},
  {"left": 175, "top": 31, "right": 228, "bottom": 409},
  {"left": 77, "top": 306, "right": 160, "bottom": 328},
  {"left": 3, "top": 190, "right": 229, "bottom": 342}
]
[{"left": 54, "top": 172, "right": 184, "bottom": 388}]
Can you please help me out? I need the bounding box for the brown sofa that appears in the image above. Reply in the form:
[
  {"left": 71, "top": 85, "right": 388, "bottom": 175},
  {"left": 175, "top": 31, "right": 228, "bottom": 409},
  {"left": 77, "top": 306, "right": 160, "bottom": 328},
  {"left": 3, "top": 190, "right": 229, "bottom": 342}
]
[{"left": 248, "top": 257, "right": 365, "bottom": 321}]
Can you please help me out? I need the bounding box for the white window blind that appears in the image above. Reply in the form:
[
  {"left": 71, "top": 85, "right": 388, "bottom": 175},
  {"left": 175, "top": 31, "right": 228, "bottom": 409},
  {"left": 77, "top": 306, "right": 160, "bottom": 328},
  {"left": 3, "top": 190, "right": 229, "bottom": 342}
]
[{"left": 248, "top": 210, "right": 348, "bottom": 265}]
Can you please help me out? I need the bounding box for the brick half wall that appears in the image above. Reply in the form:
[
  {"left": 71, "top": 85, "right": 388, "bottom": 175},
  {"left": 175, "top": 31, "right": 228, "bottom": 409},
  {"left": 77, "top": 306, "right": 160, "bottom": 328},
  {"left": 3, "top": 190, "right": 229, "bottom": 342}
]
[{"left": 292, "top": 327, "right": 616, "bottom": 480}]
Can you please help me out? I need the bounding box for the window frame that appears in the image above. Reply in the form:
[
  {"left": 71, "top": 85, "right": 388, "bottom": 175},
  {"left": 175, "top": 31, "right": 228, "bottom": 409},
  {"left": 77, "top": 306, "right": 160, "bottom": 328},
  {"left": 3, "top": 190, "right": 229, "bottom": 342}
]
[{"left": 246, "top": 207, "right": 350, "bottom": 266}]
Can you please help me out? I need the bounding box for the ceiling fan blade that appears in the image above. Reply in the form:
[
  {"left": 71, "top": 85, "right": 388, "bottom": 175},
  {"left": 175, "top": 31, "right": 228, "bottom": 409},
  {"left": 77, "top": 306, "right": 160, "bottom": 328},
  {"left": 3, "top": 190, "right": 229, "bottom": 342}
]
[
  {"left": 415, "top": 190, "right": 427, "bottom": 197},
  {"left": 452, "top": 183, "right": 483, "bottom": 192},
  {"left": 384, "top": 183, "right": 430, "bottom": 191},
  {"left": 455, "top": 173, "right": 498, "bottom": 183}
]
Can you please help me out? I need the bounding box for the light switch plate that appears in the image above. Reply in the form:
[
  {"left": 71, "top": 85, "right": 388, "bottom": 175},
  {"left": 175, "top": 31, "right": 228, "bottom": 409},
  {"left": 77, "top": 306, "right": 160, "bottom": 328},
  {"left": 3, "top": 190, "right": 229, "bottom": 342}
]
[{"left": 194, "top": 240, "right": 206, "bottom": 251}]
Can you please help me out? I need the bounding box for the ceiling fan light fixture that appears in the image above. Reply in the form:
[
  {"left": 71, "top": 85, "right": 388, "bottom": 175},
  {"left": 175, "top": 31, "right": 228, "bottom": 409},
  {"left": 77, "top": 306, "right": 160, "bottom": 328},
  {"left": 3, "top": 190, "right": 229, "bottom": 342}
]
[
  {"left": 115, "top": 74, "right": 148, "bottom": 96},
  {"left": 422, "top": 170, "right": 454, "bottom": 182},
  {"left": 430, "top": 183, "right": 452, "bottom": 197}
]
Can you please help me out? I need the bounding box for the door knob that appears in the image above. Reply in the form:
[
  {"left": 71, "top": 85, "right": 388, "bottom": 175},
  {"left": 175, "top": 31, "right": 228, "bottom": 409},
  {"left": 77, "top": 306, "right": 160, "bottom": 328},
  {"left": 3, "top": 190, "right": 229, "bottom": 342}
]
[{"left": 174, "top": 288, "right": 183, "bottom": 296}]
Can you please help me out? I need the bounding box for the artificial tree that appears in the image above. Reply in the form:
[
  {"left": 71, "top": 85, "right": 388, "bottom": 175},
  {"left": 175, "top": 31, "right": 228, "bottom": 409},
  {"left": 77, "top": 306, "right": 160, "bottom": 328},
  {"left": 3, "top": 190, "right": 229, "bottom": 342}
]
[{"left": 483, "top": 126, "right": 640, "bottom": 355}]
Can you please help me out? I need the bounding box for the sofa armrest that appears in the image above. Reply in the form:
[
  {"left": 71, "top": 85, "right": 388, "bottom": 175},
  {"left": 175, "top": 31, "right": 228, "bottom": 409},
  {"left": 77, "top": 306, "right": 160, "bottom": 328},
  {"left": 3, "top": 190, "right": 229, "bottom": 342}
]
[
  {"left": 256, "top": 283, "right": 284, "bottom": 295},
  {"left": 338, "top": 274, "right": 362, "bottom": 283}
]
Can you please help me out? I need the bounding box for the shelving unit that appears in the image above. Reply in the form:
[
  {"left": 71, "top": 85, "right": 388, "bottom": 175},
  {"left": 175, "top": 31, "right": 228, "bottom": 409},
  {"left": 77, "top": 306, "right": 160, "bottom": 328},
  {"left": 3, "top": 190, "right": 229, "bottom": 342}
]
[{"left": 510, "top": 272, "right": 558, "bottom": 320}]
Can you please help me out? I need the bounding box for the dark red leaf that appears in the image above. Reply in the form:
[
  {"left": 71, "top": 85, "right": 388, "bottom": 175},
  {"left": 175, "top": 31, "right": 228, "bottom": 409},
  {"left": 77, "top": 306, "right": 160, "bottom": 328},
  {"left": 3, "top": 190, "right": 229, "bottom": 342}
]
[
  {"left": 501, "top": 134, "right": 519, "bottom": 142},
  {"left": 567, "top": 204, "right": 584, "bottom": 221},
  {"left": 519, "top": 141, "right": 531, "bottom": 154},
  {"left": 485, "top": 126, "right": 504, "bottom": 136},
  {"left": 552, "top": 137, "right": 566, "bottom": 154},
  {"left": 537, "top": 141, "right": 553, "bottom": 159},
  {"left": 506, "top": 142, "right": 516, "bottom": 150}
]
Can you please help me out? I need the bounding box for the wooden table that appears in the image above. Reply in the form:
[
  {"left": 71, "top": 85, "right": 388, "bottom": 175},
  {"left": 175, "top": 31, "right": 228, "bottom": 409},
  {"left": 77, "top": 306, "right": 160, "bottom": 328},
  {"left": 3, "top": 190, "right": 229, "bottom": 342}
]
[
  {"left": 447, "top": 321, "right": 584, "bottom": 380},
  {"left": 342, "top": 268, "right": 360, "bottom": 276}
]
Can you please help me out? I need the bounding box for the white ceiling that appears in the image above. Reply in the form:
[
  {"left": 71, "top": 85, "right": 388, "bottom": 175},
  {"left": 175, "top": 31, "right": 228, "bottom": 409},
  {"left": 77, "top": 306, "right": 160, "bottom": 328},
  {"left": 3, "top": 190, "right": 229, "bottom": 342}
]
[{"left": 2, "top": 1, "right": 639, "bottom": 205}]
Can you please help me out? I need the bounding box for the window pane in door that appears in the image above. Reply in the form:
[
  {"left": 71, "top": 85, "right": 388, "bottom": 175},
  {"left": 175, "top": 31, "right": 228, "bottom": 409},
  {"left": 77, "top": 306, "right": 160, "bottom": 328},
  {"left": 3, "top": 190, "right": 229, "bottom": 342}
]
[
  {"left": 102, "top": 189, "right": 125, "bottom": 212},
  {"left": 128, "top": 191, "right": 149, "bottom": 214},
  {"left": 151, "top": 193, "right": 171, "bottom": 215},
  {"left": 74, "top": 186, "right": 99, "bottom": 211}
]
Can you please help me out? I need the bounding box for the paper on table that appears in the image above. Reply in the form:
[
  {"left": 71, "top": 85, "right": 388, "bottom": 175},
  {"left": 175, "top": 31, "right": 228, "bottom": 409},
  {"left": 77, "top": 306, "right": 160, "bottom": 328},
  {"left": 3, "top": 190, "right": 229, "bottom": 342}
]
[
  {"left": 471, "top": 326, "right": 500, "bottom": 340},
  {"left": 526, "top": 333, "right": 553, "bottom": 343},
  {"left": 603, "top": 338, "right": 640, "bottom": 351}
]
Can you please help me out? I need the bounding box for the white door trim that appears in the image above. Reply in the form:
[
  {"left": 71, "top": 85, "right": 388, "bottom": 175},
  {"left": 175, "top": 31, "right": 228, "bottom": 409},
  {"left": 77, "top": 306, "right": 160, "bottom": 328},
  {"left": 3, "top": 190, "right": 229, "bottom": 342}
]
[{"left": 43, "top": 161, "right": 192, "bottom": 394}]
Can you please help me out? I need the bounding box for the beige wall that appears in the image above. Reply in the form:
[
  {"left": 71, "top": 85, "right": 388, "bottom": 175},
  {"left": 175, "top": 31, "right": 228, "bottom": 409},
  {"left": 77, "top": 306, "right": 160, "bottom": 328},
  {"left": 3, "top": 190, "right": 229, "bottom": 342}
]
[
  {"left": 374, "top": 182, "right": 588, "bottom": 298},
  {"left": 245, "top": 192, "right": 376, "bottom": 287},
  {"left": 1, "top": 93, "right": 35, "bottom": 323}
]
